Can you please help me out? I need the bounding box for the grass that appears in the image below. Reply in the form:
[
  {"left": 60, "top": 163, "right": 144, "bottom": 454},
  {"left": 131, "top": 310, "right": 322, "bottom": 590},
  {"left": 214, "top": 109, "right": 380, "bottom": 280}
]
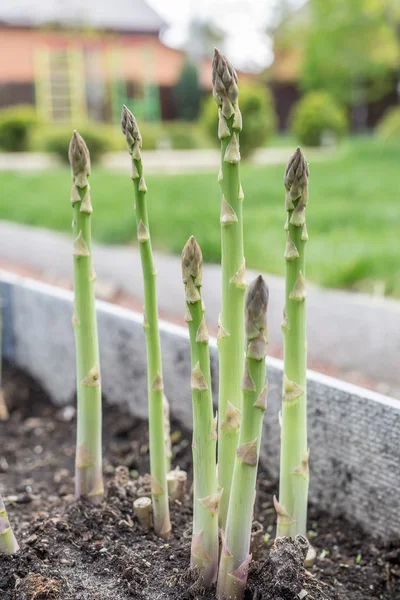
[{"left": 1, "top": 136, "right": 399, "bottom": 296}]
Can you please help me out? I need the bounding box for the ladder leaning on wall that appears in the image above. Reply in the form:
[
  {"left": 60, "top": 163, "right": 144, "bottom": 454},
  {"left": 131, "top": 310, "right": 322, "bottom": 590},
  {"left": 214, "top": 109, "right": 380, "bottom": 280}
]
[{"left": 34, "top": 46, "right": 87, "bottom": 123}]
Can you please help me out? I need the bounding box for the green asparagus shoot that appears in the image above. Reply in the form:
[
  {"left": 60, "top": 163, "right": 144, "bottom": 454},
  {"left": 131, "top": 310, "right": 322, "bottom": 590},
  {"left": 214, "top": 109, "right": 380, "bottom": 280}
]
[
  {"left": 163, "top": 394, "right": 172, "bottom": 473},
  {"left": 0, "top": 297, "right": 9, "bottom": 421},
  {"left": 182, "top": 236, "right": 219, "bottom": 587},
  {"left": 0, "top": 493, "right": 19, "bottom": 554},
  {"left": 276, "top": 147, "right": 310, "bottom": 539},
  {"left": 212, "top": 48, "right": 247, "bottom": 530},
  {"left": 121, "top": 106, "right": 171, "bottom": 539},
  {"left": 69, "top": 131, "right": 104, "bottom": 504},
  {"left": 217, "top": 276, "right": 269, "bottom": 600}
]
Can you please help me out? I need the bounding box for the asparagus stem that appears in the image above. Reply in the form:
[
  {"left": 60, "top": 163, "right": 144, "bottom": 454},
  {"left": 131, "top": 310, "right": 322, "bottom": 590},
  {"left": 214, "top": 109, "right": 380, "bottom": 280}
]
[
  {"left": 121, "top": 107, "right": 171, "bottom": 539},
  {"left": 0, "top": 493, "right": 19, "bottom": 554},
  {"left": 217, "top": 276, "right": 269, "bottom": 600},
  {"left": 167, "top": 466, "right": 187, "bottom": 501},
  {"left": 69, "top": 132, "right": 103, "bottom": 504},
  {"left": 163, "top": 394, "right": 172, "bottom": 473},
  {"left": 134, "top": 497, "right": 153, "bottom": 530},
  {"left": 212, "top": 48, "right": 247, "bottom": 529},
  {"left": 182, "top": 236, "right": 219, "bottom": 588},
  {"left": 0, "top": 297, "right": 9, "bottom": 421},
  {"left": 276, "top": 148, "right": 309, "bottom": 539}
]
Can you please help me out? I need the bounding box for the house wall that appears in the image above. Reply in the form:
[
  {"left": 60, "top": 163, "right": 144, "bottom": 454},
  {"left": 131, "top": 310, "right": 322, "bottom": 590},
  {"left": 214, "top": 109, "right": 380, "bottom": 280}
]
[
  {"left": 0, "top": 26, "right": 220, "bottom": 121},
  {"left": 0, "top": 27, "right": 171, "bottom": 84},
  {"left": 0, "top": 27, "right": 217, "bottom": 89}
]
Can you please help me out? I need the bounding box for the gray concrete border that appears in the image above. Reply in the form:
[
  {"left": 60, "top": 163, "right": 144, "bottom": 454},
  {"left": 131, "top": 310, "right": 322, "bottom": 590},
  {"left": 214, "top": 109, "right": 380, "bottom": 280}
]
[
  {"left": 1, "top": 221, "right": 399, "bottom": 398},
  {"left": 1, "top": 271, "right": 399, "bottom": 542}
]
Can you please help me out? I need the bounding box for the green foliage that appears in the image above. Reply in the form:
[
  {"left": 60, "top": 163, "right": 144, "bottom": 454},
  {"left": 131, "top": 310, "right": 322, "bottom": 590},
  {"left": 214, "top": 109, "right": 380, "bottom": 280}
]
[
  {"left": 140, "top": 121, "right": 209, "bottom": 150},
  {"left": 201, "top": 83, "right": 276, "bottom": 158},
  {"left": 376, "top": 106, "right": 400, "bottom": 141},
  {"left": 300, "top": 0, "right": 400, "bottom": 105},
  {"left": 2, "top": 137, "right": 400, "bottom": 296},
  {"left": 290, "top": 91, "right": 348, "bottom": 146},
  {"left": 135, "top": 122, "right": 161, "bottom": 150},
  {"left": 35, "top": 120, "right": 209, "bottom": 157},
  {"left": 39, "top": 124, "right": 121, "bottom": 163},
  {"left": 0, "top": 105, "right": 38, "bottom": 152},
  {"left": 174, "top": 60, "right": 202, "bottom": 121},
  {"left": 162, "top": 122, "right": 208, "bottom": 149}
]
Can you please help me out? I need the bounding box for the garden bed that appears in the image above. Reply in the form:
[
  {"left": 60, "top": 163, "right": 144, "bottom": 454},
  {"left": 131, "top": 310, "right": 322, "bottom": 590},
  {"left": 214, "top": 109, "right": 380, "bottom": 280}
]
[
  {"left": 1, "top": 364, "right": 399, "bottom": 600},
  {"left": 2, "top": 274, "right": 400, "bottom": 543}
]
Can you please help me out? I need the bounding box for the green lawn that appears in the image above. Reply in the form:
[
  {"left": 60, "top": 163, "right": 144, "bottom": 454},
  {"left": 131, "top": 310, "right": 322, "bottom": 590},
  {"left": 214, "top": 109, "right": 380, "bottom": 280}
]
[{"left": 1, "top": 137, "right": 399, "bottom": 296}]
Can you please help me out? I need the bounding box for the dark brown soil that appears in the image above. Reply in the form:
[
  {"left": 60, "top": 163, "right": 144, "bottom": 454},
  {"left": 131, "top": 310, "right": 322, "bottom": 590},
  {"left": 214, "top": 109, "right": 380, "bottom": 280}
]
[{"left": 0, "top": 365, "right": 399, "bottom": 600}]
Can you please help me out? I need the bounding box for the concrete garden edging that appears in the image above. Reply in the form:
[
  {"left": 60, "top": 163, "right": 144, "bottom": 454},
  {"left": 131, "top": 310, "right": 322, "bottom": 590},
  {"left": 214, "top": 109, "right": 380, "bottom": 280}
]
[{"left": 1, "top": 270, "right": 399, "bottom": 542}]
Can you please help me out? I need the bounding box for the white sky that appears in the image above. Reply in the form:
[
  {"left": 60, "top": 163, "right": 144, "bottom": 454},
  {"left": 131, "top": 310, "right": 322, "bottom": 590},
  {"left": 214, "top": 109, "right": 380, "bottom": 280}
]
[{"left": 146, "top": 0, "right": 305, "bottom": 70}]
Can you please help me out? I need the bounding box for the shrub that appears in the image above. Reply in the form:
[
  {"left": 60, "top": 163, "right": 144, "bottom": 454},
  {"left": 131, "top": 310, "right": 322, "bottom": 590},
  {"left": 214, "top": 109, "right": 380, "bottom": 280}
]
[
  {"left": 41, "top": 124, "right": 118, "bottom": 163},
  {"left": 137, "top": 122, "right": 162, "bottom": 150},
  {"left": 161, "top": 122, "right": 207, "bottom": 150},
  {"left": 290, "top": 91, "right": 348, "bottom": 147},
  {"left": 0, "top": 105, "right": 38, "bottom": 152},
  {"left": 376, "top": 106, "right": 400, "bottom": 141},
  {"left": 39, "top": 121, "right": 207, "bottom": 160},
  {"left": 201, "top": 83, "right": 276, "bottom": 158}
]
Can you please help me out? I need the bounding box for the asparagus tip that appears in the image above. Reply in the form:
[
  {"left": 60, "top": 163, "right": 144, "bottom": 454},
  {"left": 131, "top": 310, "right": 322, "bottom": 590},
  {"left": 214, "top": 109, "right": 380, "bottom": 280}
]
[
  {"left": 245, "top": 276, "right": 269, "bottom": 340},
  {"left": 284, "top": 147, "right": 309, "bottom": 203},
  {"left": 68, "top": 130, "right": 90, "bottom": 182},
  {"left": 212, "top": 47, "right": 238, "bottom": 112},
  {"left": 121, "top": 105, "right": 142, "bottom": 150},
  {"left": 212, "top": 48, "right": 237, "bottom": 83},
  {"left": 181, "top": 236, "right": 203, "bottom": 285}
]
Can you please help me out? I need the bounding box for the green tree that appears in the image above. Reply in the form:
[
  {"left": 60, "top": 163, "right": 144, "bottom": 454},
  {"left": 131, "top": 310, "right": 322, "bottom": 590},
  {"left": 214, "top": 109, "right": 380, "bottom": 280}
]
[
  {"left": 174, "top": 60, "right": 202, "bottom": 121},
  {"left": 301, "top": 0, "right": 399, "bottom": 122},
  {"left": 270, "top": 0, "right": 400, "bottom": 129}
]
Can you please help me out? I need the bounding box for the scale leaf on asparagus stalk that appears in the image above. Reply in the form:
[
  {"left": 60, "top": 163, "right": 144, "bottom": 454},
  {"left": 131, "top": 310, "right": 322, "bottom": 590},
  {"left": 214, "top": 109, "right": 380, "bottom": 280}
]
[
  {"left": 217, "top": 276, "right": 269, "bottom": 600},
  {"left": 212, "top": 48, "right": 247, "bottom": 530},
  {"left": 69, "top": 131, "right": 104, "bottom": 504},
  {"left": 276, "top": 147, "right": 309, "bottom": 540},
  {"left": 121, "top": 106, "right": 171, "bottom": 539},
  {"left": 0, "top": 493, "right": 19, "bottom": 554},
  {"left": 182, "top": 236, "right": 219, "bottom": 588}
]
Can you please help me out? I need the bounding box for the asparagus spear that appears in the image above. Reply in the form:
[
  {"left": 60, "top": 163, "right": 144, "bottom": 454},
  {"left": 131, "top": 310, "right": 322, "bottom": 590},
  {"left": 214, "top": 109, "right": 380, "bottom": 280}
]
[
  {"left": 121, "top": 106, "right": 171, "bottom": 539},
  {"left": 0, "top": 493, "right": 19, "bottom": 554},
  {"left": 212, "top": 48, "right": 247, "bottom": 529},
  {"left": 217, "top": 276, "right": 269, "bottom": 600},
  {"left": 275, "top": 148, "right": 309, "bottom": 539},
  {"left": 163, "top": 394, "right": 172, "bottom": 473},
  {"left": 0, "top": 297, "right": 9, "bottom": 421},
  {"left": 181, "top": 236, "right": 219, "bottom": 588},
  {"left": 69, "top": 131, "right": 104, "bottom": 504}
]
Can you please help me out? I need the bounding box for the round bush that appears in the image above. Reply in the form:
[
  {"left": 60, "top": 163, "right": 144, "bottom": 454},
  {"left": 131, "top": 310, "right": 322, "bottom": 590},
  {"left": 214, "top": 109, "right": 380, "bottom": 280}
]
[
  {"left": 42, "top": 125, "right": 115, "bottom": 163},
  {"left": 290, "top": 91, "right": 348, "bottom": 147},
  {"left": 137, "top": 122, "right": 162, "bottom": 150},
  {"left": 376, "top": 107, "right": 400, "bottom": 141},
  {"left": 0, "top": 105, "right": 38, "bottom": 152},
  {"left": 161, "top": 122, "right": 205, "bottom": 150},
  {"left": 201, "top": 83, "right": 276, "bottom": 158}
]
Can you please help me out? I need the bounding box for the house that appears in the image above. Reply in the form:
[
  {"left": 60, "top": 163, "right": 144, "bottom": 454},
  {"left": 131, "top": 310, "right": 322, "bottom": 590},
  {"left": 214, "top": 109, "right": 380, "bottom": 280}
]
[{"left": 0, "top": 0, "right": 215, "bottom": 123}]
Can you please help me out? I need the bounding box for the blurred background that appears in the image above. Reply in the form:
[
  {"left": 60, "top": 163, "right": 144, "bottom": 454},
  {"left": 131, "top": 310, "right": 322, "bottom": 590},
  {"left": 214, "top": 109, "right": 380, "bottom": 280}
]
[{"left": 0, "top": 0, "right": 399, "bottom": 394}]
